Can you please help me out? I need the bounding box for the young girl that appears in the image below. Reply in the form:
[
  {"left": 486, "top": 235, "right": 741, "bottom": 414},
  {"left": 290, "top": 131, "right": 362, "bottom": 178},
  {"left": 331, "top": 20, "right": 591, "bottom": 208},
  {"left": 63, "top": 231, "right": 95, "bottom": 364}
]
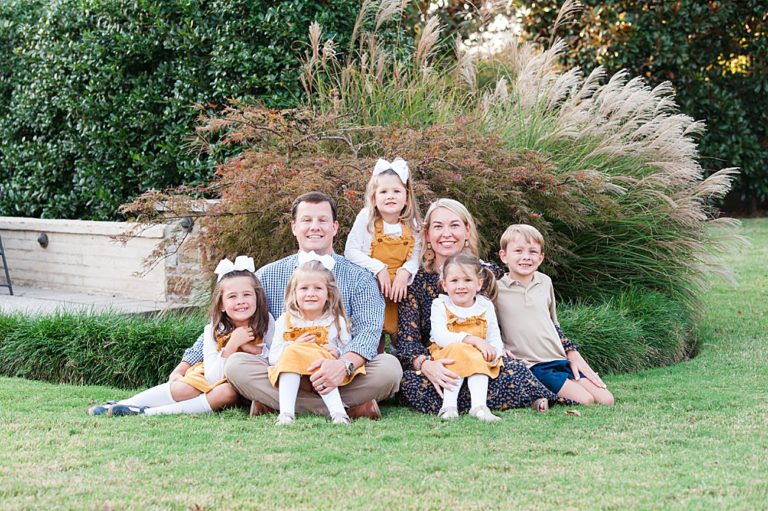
[
  {"left": 344, "top": 157, "right": 422, "bottom": 352},
  {"left": 88, "top": 256, "right": 274, "bottom": 417},
  {"left": 268, "top": 258, "right": 364, "bottom": 425},
  {"left": 429, "top": 252, "right": 504, "bottom": 422}
]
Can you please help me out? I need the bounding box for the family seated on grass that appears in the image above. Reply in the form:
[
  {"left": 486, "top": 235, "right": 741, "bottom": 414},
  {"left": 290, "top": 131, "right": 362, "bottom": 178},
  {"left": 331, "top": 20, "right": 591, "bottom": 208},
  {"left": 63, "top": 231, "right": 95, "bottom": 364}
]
[{"left": 89, "top": 158, "right": 613, "bottom": 424}]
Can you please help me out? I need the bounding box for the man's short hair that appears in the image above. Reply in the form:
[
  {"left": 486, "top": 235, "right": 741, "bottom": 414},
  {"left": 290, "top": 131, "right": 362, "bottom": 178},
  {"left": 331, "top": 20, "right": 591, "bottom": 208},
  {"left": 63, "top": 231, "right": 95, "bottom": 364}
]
[{"left": 291, "top": 191, "right": 338, "bottom": 221}]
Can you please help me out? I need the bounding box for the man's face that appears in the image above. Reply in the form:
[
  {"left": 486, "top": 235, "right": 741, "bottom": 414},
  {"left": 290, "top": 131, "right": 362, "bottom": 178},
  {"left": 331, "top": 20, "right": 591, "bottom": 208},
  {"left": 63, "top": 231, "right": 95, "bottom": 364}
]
[{"left": 291, "top": 200, "right": 339, "bottom": 255}]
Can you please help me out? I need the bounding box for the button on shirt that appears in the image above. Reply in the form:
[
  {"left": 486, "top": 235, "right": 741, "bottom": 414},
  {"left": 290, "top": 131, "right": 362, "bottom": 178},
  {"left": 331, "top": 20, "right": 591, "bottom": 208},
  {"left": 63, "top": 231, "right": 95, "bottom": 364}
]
[
  {"left": 182, "top": 252, "right": 384, "bottom": 364},
  {"left": 495, "top": 271, "right": 567, "bottom": 367}
]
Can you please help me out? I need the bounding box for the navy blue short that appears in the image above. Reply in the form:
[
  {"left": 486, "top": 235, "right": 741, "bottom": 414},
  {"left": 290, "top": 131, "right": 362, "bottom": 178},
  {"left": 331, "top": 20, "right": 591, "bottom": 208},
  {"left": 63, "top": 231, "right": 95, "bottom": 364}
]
[{"left": 530, "top": 359, "right": 584, "bottom": 394}]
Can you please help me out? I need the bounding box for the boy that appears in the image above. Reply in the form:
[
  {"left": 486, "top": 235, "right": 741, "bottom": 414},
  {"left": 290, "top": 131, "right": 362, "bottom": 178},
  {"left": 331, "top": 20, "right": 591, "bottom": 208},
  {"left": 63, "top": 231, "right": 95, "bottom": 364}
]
[{"left": 495, "top": 224, "right": 614, "bottom": 405}]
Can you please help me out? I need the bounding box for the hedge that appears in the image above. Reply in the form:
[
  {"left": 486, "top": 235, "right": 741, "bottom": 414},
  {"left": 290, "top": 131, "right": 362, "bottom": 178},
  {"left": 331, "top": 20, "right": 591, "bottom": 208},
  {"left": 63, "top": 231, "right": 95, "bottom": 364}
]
[{"left": 0, "top": 0, "right": 360, "bottom": 220}]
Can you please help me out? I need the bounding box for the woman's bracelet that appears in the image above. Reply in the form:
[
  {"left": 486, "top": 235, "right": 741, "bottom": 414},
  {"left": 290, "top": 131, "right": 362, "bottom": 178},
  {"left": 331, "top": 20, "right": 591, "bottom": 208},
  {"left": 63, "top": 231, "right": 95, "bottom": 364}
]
[{"left": 414, "top": 355, "right": 431, "bottom": 374}]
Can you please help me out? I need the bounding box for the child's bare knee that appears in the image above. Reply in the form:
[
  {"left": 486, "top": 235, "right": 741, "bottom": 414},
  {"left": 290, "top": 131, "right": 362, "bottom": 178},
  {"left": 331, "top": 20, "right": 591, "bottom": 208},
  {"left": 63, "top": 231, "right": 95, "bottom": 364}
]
[
  {"left": 579, "top": 394, "right": 596, "bottom": 405},
  {"left": 596, "top": 393, "right": 614, "bottom": 406}
]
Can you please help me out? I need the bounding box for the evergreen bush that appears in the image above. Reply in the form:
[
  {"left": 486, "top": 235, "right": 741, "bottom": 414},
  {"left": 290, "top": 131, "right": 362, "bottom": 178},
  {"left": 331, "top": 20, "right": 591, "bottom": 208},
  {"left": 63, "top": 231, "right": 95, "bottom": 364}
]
[
  {"left": 0, "top": 311, "right": 205, "bottom": 389},
  {"left": 0, "top": 0, "right": 360, "bottom": 220}
]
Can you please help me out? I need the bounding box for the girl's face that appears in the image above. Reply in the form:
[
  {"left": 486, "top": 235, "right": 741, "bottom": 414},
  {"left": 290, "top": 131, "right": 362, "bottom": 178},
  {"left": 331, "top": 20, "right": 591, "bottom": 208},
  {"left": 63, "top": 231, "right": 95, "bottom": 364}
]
[
  {"left": 440, "top": 264, "right": 482, "bottom": 308},
  {"left": 220, "top": 276, "right": 259, "bottom": 327},
  {"left": 426, "top": 207, "right": 470, "bottom": 263},
  {"left": 374, "top": 173, "right": 408, "bottom": 221},
  {"left": 294, "top": 271, "right": 329, "bottom": 320}
]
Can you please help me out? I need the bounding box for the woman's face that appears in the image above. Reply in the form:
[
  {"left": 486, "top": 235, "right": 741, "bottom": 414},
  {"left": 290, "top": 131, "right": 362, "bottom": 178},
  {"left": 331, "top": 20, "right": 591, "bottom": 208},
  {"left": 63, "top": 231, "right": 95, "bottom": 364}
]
[{"left": 425, "top": 207, "right": 470, "bottom": 263}]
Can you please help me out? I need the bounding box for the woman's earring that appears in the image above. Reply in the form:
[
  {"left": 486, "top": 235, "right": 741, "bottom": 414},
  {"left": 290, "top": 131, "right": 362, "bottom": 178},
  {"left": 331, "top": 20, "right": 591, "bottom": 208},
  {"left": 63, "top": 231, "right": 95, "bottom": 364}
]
[
  {"left": 424, "top": 242, "right": 435, "bottom": 262},
  {"left": 464, "top": 239, "right": 469, "bottom": 248}
]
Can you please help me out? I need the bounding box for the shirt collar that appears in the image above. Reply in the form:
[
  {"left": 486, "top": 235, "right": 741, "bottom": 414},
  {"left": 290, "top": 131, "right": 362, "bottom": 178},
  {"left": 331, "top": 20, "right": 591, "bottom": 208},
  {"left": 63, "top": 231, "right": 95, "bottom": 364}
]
[{"left": 501, "top": 271, "right": 542, "bottom": 288}]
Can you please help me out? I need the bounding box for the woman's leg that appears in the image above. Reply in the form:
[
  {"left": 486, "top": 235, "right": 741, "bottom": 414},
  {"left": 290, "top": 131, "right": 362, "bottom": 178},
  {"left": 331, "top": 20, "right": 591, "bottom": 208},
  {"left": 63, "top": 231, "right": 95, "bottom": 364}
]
[{"left": 486, "top": 357, "right": 566, "bottom": 410}]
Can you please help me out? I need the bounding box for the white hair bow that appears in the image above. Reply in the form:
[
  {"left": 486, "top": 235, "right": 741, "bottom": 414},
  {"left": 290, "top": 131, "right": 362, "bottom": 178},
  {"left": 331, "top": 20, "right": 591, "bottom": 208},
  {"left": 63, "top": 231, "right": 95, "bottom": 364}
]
[
  {"left": 297, "top": 250, "right": 336, "bottom": 271},
  {"left": 373, "top": 157, "right": 409, "bottom": 184},
  {"left": 214, "top": 255, "right": 256, "bottom": 282}
]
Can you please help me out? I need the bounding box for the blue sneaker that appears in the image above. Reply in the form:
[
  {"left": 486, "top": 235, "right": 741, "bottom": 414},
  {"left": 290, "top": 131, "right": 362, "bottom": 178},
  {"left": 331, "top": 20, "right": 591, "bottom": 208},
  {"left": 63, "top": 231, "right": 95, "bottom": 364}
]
[
  {"left": 87, "top": 401, "right": 116, "bottom": 416},
  {"left": 109, "top": 404, "right": 148, "bottom": 416}
]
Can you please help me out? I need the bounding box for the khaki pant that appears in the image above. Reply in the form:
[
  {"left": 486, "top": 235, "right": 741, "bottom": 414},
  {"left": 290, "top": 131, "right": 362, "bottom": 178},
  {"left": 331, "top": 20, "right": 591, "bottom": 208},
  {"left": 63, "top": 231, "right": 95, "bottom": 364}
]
[{"left": 225, "top": 353, "right": 402, "bottom": 415}]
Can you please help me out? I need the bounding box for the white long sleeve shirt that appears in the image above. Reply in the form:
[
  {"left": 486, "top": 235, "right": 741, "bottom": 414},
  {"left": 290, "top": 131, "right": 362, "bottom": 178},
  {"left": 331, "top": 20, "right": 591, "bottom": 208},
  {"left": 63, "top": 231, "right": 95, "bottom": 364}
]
[
  {"left": 429, "top": 294, "right": 503, "bottom": 358},
  {"left": 203, "top": 314, "right": 275, "bottom": 383}
]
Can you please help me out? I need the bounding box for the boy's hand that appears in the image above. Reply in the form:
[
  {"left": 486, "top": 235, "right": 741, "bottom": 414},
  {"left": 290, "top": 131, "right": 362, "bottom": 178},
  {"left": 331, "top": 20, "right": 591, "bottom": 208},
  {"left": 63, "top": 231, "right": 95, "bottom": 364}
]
[
  {"left": 377, "top": 268, "right": 392, "bottom": 298},
  {"left": 567, "top": 350, "right": 607, "bottom": 388},
  {"left": 389, "top": 269, "right": 410, "bottom": 302}
]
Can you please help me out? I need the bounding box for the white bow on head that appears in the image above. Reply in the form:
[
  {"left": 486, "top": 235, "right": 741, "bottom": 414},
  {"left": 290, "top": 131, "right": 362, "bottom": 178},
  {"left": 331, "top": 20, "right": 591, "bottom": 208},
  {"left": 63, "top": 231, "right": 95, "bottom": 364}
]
[
  {"left": 373, "top": 157, "right": 409, "bottom": 184},
  {"left": 214, "top": 255, "right": 256, "bottom": 282},
  {"left": 297, "top": 250, "right": 336, "bottom": 271}
]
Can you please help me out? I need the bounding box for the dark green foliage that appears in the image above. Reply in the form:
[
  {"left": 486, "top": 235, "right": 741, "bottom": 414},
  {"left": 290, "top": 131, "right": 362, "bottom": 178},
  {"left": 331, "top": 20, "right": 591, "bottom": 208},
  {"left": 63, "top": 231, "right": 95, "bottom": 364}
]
[
  {"left": 0, "top": 0, "right": 360, "bottom": 220},
  {"left": 0, "top": 311, "right": 206, "bottom": 389},
  {"left": 559, "top": 287, "right": 695, "bottom": 374},
  {"left": 522, "top": 0, "right": 768, "bottom": 212}
]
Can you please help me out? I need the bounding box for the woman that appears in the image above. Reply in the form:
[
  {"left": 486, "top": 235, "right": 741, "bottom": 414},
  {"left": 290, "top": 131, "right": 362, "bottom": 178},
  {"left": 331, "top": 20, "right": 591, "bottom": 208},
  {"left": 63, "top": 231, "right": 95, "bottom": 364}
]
[{"left": 396, "top": 198, "right": 568, "bottom": 414}]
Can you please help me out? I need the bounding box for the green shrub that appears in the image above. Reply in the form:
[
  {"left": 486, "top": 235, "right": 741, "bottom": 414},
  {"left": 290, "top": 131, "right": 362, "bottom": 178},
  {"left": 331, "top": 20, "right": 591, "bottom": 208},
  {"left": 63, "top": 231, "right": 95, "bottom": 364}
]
[
  {"left": 0, "top": 311, "right": 205, "bottom": 389},
  {"left": 559, "top": 287, "right": 696, "bottom": 375},
  {"left": 0, "top": 0, "right": 360, "bottom": 220}
]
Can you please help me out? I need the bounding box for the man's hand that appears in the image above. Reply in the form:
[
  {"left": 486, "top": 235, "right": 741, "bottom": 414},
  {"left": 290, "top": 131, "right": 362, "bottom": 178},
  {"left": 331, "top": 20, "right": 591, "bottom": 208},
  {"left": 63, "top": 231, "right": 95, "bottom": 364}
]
[{"left": 307, "top": 358, "right": 346, "bottom": 395}]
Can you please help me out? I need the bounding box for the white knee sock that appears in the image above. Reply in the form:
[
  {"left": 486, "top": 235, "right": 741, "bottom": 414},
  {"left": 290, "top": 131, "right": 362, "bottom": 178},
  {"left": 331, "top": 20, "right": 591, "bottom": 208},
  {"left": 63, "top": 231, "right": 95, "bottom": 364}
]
[
  {"left": 467, "top": 374, "right": 489, "bottom": 409},
  {"left": 144, "top": 394, "right": 213, "bottom": 416},
  {"left": 442, "top": 377, "right": 464, "bottom": 410},
  {"left": 118, "top": 383, "right": 174, "bottom": 407},
  {"left": 320, "top": 389, "right": 346, "bottom": 417},
  {"left": 278, "top": 373, "right": 301, "bottom": 416}
]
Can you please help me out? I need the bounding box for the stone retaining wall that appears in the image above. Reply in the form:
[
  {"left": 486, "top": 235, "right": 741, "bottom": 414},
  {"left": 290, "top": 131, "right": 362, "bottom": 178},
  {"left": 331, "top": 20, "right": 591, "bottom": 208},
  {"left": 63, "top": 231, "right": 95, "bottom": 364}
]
[{"left": 0, "top": 217, "right": 202, "bottom": 302}]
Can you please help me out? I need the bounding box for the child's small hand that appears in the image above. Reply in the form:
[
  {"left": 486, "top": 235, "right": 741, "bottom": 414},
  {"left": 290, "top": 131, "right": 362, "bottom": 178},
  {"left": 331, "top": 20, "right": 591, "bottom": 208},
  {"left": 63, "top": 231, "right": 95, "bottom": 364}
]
[
  {"left": 389, "top": 269, "right": 410, "bottom": 302},
  {"left": 228, "top": 327, "right": 255, "bottom": 348},
  {"left": 377, "top": 269, "right": 392, "bottom": 298},
  {"left": 465, "top": 336, "right": 496, "bottom": 362},
  {"left": 294, "top": 332, "right": 317, "bottom": 344},
  {"left": 322, "top": 344, "right": 340, "bottom": 358}
]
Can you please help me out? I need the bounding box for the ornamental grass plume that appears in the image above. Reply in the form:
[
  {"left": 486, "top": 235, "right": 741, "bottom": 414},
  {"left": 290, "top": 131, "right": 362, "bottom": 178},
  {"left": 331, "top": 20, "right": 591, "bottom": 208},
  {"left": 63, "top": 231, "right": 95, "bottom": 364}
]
[{"left": 122, "top": 0, "right": 741, "bottom": 326}]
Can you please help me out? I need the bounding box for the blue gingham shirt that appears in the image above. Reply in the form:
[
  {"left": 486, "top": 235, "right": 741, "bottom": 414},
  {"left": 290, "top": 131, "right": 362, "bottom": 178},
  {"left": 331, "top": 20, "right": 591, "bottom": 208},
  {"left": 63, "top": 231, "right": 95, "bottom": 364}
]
[{"left": 182, "top": 253, "right": 384, "bottom": 364}]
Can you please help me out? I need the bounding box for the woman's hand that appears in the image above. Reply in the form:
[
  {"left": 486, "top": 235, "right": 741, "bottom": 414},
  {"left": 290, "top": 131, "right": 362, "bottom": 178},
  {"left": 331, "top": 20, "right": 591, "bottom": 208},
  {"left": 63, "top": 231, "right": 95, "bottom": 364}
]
[
  {"left": 389, "top": 269, "right": 410, "bottom": 302},
  {"left": 420, "top": 358, "right": 459, "bottom": 397},
  {"left": 377, "top": 268, "right": 392, "bottom": 298},
  {"left": 567, "top": 350, "right": 607, "bottom": 388},
  {"left": 463, "top": 336, "right": 496, "bottom": 362}
]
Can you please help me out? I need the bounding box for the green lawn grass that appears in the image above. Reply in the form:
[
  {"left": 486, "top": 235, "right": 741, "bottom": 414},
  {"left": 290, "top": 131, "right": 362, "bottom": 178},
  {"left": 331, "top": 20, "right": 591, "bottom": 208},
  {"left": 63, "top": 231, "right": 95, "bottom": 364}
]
[{"left": 2, "top": 219, "right": 767, "bottom": 510}]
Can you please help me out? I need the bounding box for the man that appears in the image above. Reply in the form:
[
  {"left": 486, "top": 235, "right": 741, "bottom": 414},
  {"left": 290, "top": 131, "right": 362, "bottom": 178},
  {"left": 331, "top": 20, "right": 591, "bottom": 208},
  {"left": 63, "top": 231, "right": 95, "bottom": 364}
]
[{"left": 224, "top": 191, "right": 402, "bottom": 419}]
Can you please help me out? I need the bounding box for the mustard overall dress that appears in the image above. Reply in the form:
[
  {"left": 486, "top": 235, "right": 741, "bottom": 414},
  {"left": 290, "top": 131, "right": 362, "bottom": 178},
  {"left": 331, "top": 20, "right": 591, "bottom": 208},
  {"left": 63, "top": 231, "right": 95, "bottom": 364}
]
[
  {"left": 369, "top": 219, "right": 415, "bottom": 334},
  {"left": 428, "top": 307, "right": 501, "bottom": 378}
]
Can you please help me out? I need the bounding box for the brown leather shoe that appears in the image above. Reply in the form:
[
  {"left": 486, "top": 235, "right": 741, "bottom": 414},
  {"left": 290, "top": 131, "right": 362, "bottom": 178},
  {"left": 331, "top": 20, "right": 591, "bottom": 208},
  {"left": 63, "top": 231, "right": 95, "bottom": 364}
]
[
  {"left": 249, "top": 400, "right": 276, "bottom": 417},
  {"left": 347, "top": 399, "right": 381, "bottom": 421}
]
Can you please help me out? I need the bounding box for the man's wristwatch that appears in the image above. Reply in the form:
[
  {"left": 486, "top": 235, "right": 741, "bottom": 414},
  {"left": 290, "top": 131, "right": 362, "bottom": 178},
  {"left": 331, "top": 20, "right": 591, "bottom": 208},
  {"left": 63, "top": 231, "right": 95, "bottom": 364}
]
[{"left": 340, "top": 357, "right": 355, "bottom": 377}]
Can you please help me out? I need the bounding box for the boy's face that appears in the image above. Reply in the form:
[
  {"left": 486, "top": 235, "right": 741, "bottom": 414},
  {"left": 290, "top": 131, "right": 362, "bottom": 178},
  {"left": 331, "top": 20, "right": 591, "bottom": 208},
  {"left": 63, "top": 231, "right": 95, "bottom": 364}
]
[{"left": 499, "top": 234, "right": 544, "bottom": 282}]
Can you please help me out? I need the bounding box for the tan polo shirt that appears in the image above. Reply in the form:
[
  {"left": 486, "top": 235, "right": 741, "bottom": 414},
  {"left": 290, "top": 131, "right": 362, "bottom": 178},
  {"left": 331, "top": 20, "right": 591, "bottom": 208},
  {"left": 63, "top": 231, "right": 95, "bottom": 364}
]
[{"left": 496, "top": 271, "right": 566, "bottom": 367}]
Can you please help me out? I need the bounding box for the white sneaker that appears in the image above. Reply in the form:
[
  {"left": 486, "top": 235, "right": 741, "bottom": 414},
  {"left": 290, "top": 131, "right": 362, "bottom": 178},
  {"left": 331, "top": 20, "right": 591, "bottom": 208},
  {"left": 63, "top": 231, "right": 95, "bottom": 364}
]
[
  {"left": 331, "top": 413, "right": 351, "bottom": 425},
  {"left": 438, "top": 406, "right": 459, "bottom": 420},
  {"left": 275, "top": 413, "right": 295, "bottom": 425},
  {"left": 469, "top": 405, "right": 501, "bottom": 422}
]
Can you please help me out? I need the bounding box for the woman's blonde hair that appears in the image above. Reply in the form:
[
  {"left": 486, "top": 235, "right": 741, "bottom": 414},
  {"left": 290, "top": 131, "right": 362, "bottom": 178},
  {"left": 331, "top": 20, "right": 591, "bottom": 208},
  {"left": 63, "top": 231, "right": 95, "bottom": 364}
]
[
  {"left": 421, "top": 198, "right": 479, "bottom": 273},
  {"left": 284, "top": 261, "right": 351, "bottom": 341},
  {"left": 441, "top": 251, "right": 498, "bottom": 302},
  {"left": 364, "top": 168, "right": 422, "bottom": 233},
  {"left": 208, "top": 270, "right": 270, "bottom": 339}
]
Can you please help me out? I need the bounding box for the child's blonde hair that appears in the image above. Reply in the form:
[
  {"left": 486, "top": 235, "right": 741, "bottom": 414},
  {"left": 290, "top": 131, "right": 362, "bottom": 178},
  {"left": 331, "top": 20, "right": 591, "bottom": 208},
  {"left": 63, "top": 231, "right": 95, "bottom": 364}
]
[
  {"left": 364, "top": 165, "right": 421, "bottom": 233},
  {"left": 499, "top": 224, "right": 545, "bottom": 252},
  {"left": 208, "top": 270, "right": 270, "bottom": 339},
  {"left": 284, "top": 261, "right": 351, "bottom": 342},
  {"left": 422, "top": 198, "right": 479, "bottom": 273},
  {"left": 441, "top": 251, "right": 498, "bottom": 302}
]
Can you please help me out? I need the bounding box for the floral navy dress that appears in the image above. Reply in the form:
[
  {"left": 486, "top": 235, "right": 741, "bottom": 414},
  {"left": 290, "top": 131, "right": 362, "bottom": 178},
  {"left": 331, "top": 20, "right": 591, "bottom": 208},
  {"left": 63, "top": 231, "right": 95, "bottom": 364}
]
[{"left": 396, "top": 263, "right": 573, "bottom": 414}]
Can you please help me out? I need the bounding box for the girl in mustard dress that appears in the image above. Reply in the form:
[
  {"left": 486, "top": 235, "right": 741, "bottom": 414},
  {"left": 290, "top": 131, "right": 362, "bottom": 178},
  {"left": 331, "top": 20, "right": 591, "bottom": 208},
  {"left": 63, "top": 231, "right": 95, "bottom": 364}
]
[
  {"left": 90, "top": 256, "right": 274, "bottom": 417},
  {"left": 344, "top": 157, "right": 422, "bottom": 353},
  {"left": 430, "top": 252, "right": 503, "bottom": 422},
  {"left": 268, "top": 259, "right": 364, "bottom": 425}
]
